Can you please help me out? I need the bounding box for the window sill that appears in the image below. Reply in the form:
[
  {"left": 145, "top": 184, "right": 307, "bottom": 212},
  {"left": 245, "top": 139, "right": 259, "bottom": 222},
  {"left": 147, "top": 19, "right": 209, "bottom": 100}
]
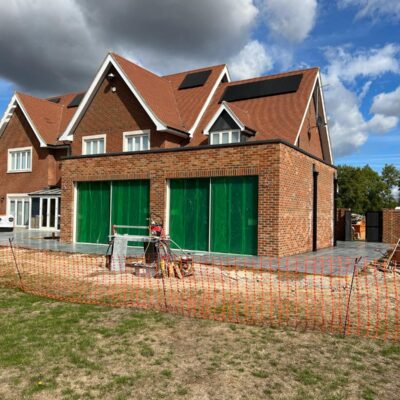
[{"left": 7, "top": 170, "right": 32, "bottom": 174}]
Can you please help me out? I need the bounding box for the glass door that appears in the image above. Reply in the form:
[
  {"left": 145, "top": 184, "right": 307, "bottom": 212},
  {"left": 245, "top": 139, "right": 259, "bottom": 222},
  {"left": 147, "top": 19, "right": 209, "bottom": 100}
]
[{"left": 40, "top": 197, "right": 59, "bottom": 230}]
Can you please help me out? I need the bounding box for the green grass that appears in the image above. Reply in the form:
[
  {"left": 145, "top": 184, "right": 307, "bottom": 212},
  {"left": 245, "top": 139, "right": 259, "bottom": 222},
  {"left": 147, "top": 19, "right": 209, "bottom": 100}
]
[{"left": 0, "top": 287, "right": 399, "bottom": 399}]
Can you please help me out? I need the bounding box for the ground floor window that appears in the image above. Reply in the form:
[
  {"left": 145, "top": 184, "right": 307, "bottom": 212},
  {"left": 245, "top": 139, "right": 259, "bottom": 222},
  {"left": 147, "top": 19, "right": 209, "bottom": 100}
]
[
  {"left": 8, "top": 196, "right": 30, "bottom": 227},
  {"left": 8, "top": 195, "right": 60, "bottom": 229}
]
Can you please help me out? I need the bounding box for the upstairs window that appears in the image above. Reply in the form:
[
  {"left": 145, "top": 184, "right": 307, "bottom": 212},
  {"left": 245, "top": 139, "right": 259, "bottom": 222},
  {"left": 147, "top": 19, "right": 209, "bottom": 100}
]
[
  {"left": 8, "top": 147, "right": 32, "bottom": 172},
  {"left": 83, "top": 135, "right": 106, "bottom": 155},
  {"left": 210, "top": 130, "right": 241, "bottom": 145},
  {"left": 123, "top": 130, "right": 150, "bottom": 152}
]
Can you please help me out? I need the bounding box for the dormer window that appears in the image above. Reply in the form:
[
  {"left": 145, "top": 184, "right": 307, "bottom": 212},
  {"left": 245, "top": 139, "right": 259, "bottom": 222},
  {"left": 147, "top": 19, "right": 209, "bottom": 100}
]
[{"left": 210, "top": 130, "right": 241, "bottom": 145}]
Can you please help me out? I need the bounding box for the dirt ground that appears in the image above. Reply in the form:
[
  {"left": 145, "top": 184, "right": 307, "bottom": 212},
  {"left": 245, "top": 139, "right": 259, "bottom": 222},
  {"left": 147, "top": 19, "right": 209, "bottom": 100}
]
[{"left": 0, "top": 246, "right": 399, "bottom": 340}]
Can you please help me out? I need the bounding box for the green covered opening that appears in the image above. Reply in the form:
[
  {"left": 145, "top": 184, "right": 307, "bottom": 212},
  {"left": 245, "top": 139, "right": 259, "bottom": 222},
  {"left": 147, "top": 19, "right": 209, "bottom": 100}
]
[{"left": 76, "top": 180, "right": 150, "bottom": 245}]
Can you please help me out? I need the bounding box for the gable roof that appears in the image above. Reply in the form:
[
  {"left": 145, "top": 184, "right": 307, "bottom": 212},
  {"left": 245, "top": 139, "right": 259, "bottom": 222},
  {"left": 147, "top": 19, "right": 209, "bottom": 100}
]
[
  {"left": 162, "top": 64, "right": 229, "bottom": 134},
  {"left": 203, "top": 101, "right": 256, "bottom": 135},
  {"left": 191, "top": 67, "right": 320, "bottom": 145},
  {"left": 60, "top": 52, "right": 229, "bottom": 141},
  {"left": 0, "top": 91, "right": 81, "bottom": 146}
]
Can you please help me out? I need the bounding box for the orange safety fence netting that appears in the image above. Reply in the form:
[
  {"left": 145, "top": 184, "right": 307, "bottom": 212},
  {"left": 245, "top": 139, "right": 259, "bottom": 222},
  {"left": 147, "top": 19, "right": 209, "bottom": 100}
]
[{"left": 0, "top": 245, "right": 398, "bottom": 341}]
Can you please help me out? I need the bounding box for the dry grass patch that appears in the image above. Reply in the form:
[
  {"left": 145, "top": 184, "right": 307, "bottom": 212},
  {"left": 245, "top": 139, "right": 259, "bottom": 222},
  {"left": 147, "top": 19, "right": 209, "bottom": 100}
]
[{"left": 0, "top": 288, "right": 400, "bottom": 399}]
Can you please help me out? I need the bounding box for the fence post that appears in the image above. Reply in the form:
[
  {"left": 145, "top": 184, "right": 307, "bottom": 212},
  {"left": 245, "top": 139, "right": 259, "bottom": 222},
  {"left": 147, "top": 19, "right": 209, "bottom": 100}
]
[
  {"left": 343, "top": 257, "right": 362, "bottom": 337},
  {"left": 8, "top": 238, "right": 24, "bottom": 290}
]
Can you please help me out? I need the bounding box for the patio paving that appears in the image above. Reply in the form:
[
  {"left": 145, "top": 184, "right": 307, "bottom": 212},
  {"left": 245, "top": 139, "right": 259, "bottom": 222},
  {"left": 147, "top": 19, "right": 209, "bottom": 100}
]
[{"left": 0, "top": 228, "right": 392, "bottom": 275}]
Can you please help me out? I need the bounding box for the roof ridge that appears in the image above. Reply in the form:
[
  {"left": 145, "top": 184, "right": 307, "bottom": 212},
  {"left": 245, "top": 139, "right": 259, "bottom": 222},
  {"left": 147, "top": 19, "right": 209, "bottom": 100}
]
[
  {"left": 111, "top": 52, "right": 164, "bottom": 80},
  {"left": 162, "top": 64, "right": 226, "bottom": 78},
  {"left": 226, "top": 66, "right": 319, "bottom": 86}
]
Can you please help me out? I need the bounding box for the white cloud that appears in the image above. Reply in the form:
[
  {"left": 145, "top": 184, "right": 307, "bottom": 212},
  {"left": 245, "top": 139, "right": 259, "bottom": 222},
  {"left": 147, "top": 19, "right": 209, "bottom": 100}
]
[
  {"left": 371, "top": 86, "right": 400, "bottom": 117},
  {"left": 367, "top": 114, "right": 399, "bottom": 134},
  {"left": 324, "top": 44, "right": 400, "bottom": 83},
  {"left": 259, "top": 0, "right": 317, "bottom": 43},
  {"left": 338, "top": 0, "right": 400, "bottom": 21},
  {"left": 323, "top": 44, "right": 400, "bottom": 157},
  {"left": 229, "top": 40, "right": 273, "bottom": 80}
]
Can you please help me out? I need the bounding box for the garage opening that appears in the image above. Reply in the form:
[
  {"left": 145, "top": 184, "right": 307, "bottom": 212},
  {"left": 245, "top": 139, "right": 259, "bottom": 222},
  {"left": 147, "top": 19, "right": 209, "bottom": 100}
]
[
  {"left": 76, "top": 180, "right": 150, "bottom": 244},
  {"left": 169, "top": 176, "right": 258, "bottom": 255}
]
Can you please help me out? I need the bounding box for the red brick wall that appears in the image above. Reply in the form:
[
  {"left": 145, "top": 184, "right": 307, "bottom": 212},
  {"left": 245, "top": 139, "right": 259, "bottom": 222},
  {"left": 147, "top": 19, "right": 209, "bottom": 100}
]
[
  {"left": 60, "top": 143, "right": 335, "bottom": 257},
  {"left": 383, "top": 209, "right": 400, "bottom": 244},
  {"left": 70, "top": 68, "right": 185, "bottom": 156},
  {"left": 278, "top": 145, "right": 334, "bottom": 256},
  {"left": 297, "top": 98, "right": 323, "bottom": 159},
  {"left": 0, "top": 108, "right": 65, "bottom": 214}
]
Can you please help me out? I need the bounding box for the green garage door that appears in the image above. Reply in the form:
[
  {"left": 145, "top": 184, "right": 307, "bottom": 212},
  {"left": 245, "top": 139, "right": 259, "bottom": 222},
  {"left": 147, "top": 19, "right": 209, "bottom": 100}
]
[
  {"left": 169, "top": 178, "right": 209, "bottom": 251},
  {"left": 77, "top": 181, "right": 111, "bottom": 244},
  {"left": 77, "top": 180, "right": 149, "bottom": 244},
  {"left": 169, "top": 176, "right": 258, "bottom": 255},
  {"left": 210, "top": 176, "right": 258, "bottom": 255},
  {"left": 111, "top": 180, "right": 150, "bottom": 242}
]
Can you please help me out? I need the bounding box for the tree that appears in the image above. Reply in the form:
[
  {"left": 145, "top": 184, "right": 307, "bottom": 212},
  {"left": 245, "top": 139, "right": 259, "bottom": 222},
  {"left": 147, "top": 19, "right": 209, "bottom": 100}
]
[
  {"left": 337, "top": 164, "right": 399, "bottom": 214},
  {"left": 381, "top": 164, "right": 400, "bottom": 205}
]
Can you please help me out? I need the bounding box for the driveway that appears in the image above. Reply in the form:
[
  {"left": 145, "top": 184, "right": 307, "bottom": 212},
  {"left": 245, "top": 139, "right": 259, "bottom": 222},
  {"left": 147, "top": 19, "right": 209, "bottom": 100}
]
[{"left": 0, "top": 229, "right": 392, "bottom": 275}]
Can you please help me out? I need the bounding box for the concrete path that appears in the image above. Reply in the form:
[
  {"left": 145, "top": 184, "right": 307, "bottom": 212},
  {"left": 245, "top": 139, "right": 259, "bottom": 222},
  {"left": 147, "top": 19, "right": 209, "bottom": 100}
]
[{"left": 0, "top": 228, "right": 392, "bottom": 275}]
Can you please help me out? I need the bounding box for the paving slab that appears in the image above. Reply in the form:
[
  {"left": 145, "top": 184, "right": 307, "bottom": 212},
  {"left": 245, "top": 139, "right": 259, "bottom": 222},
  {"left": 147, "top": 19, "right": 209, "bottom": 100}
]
[{"left": 0, "top": 229, "right": 392, "bottom": 275}]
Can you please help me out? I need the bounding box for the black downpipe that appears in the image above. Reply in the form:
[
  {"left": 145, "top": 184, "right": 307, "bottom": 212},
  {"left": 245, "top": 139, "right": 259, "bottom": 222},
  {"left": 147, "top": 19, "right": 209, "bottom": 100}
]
[
  {"left": 312, "top": 166, "right": 319, "bottom": 252},
  {"left": 333, "top": 177, "right": 338, "bottom": 247}
]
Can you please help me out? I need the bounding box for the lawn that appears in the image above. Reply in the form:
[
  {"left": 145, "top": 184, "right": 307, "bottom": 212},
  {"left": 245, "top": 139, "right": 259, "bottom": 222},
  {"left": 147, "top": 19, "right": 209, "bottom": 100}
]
[{"left": 0, "top": 288, "right": 399, "bottom": 400}]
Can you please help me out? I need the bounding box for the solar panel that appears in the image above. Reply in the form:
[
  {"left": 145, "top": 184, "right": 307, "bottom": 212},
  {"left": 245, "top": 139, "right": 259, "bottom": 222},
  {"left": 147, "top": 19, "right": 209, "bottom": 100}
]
[
  {"left": 220, "top": 74, "right": 303, "bottom": 102},
  {"left": 48, "top": 97, "right": 60, "bottom": 104},
  {"left": 67, "top": 93, "right": 85, "bottom": 108},
  {"left": 179, "top": 70, "right": 212, "bottom": 90}
]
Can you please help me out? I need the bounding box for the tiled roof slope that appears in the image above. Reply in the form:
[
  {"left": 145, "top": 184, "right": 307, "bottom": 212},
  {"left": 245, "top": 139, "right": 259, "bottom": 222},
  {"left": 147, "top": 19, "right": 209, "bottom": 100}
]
[
  {"left": 16, "top": 92, "right": 81, "bottom": 145},
  {"left": 163, "top": 64, "right": 226, "bottom": 130},
  {"left": 112, "top": 53, "right": 185, "bottom": 131},
  {"left": 190, "top": 67, "right": 319, "bottom": 146}
]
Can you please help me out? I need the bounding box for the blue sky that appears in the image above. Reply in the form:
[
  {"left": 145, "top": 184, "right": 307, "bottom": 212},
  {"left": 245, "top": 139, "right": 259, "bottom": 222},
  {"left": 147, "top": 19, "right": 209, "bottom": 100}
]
[{"left": 0, "top": 0, "right": 399, "bottom": 172}]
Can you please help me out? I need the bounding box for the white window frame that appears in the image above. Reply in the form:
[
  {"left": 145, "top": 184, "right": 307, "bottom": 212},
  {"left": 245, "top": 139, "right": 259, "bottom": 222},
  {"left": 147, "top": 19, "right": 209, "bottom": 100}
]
[
  {"left": 7, "top": 194, "right": 31, "bottom": 227},
  {"left": 209, "top": 130, "right": 241, "bottom": 145},
  {"left": 7, "top": 146, "right": 32, "bottom": 173},
  {"left": 82, "top": 134, "right": 106, "bottom": 155},
  {"left": 123, "top": 130, "right": 150, "bottom": 152}
]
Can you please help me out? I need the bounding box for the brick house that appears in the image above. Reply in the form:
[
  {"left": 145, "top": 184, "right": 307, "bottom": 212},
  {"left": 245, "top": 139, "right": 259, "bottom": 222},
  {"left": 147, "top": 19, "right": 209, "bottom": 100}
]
[
  {"left": 1, "top": 52, "right": 335, "bottom": 257},
  {"left": 0, "top": 92, "right": 79, "bottom": 229},
  {"left": 57, "top": 52, "right": 335, "bottom": 257}
]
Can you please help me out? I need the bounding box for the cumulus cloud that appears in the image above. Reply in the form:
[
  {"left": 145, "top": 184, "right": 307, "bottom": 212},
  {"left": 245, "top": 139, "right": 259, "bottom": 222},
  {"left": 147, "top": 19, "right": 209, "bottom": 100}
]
[
  {"left": 324, "top": 44, "right": 400, "bottom": 83},
  {"left": 323, "top": 44, "right": 400, "bottom": 156},
  {"left": 259, "top": 0, "right": 317, "bottom": 42},
  {"left": 371, "top": 86, "right": 400, "bottom": 117},
  {"left": 0, "top": 0, "right": 258, "bottom": 95},
  {"left": 229, "top": 40, "right": 273, "bottom": 80},
  {"left": 338, "top": 0, "right": 400, "bottom": 21}
]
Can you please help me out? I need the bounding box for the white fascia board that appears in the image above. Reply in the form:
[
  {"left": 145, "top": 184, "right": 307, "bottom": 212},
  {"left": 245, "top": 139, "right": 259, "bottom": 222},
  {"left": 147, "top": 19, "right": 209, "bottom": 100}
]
[
  {"left": 294, "top": 73, "right": 319, "bottom": 147},
  {"left": 0, "top": 94, "right": 17, "bottom": 137},
  {"left": 59, "top": 54, "right": 167, "bottom": 142},
  {"left": 0, "top": 94, "right": 47, "bottom": 147},
  {"left": 317, "top": 71, "right": 333, "bottom": 164},
  {"left": 189, "top": 65, "right": 230, "bottom": 137},
  {"left": 203, "top": 102, "right": 245, "bottom": 135},
  {"left": 293, "top": 72, "right": 333, "bottom": 165}
]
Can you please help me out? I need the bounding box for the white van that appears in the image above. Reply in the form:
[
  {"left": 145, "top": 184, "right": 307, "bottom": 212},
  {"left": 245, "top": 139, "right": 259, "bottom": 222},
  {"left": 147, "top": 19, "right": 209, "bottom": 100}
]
[{"left": 0, "top": 215, "right": 14, "bottom": 232}]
